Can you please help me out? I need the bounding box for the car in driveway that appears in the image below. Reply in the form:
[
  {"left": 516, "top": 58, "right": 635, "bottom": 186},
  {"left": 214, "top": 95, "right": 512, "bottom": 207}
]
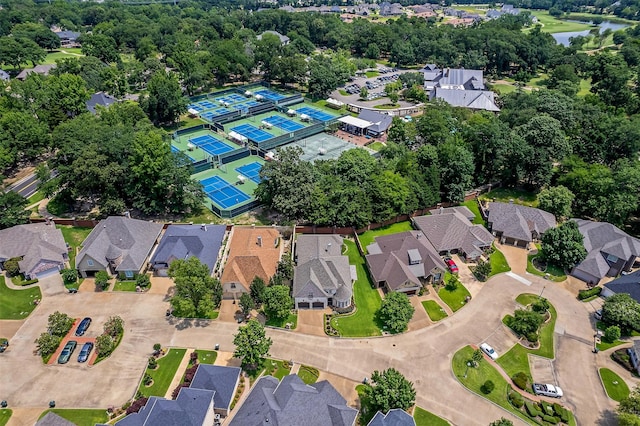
[
  {"left": 594, "top": 309, "right": 603, "bottom": 320},
  {"left": 75, "top": 317, "right": 92, "bottom": 336},
  {"left": 533, "top": 383, "right": 563, "bottom": 398},
  {"left": 480, "top": 343, "right": 498, "bottom": 360},
  {"left": 57, "top": 341, "right": 77, "bottom": 364},
  {"left": 444, "top": 257, "right": 459, "bottom": 274},
  {"left": 77, "top": 342, "right": 94, "bottom": 363}
]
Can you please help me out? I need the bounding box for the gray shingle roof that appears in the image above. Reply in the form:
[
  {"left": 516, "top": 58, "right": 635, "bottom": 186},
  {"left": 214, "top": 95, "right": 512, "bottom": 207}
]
[
  {"left": 366, "top": 231, "right": 446, "bottom": 290},
  {"left": 429, "top": 206, "right": 475, "bottom": 222},
  {"left": 116, "top": 388, "right": 215, "bottom": 426},
  {"left": 189, "top": 364, "right": 241, "bottom": 411},
  {"left": 604, "top": 270, "right": 640, "bottom": 303},
  {"left": 55, "top": 30, "right": 80, "bottom": 40},
  {"left": 151, "top": 224, "right": 226, "bottom": 273},
  {"left": 431, "top": 88, "right": 499, "bottom": 112},
  {"left": 413, "top": 212, "right": 493, "bottom": 259},
  {"left": 0, "top": 223, "right": 67, "bottom": 277},
  {"left": 76, "top": 216, "right": 163, "bottom": 273},
  {"left": 358, "top": 110, "right": 393, "bottom": 133},
  {"left": 35, "top": 412, "right": 76, "bottom": 426},
  {"left": 257, "top": 30, "right": 290, "bottom": 44},
  {"left": 368, "top": 409, "right": 416, "bottom": 426},
  {"left": 488, "top": 202, "right": 556, "bottom": 243},
  {"left": 0, "top": 70, "right": 9, "bottom": 81},
  {"left": 16, "top": 64, "right": 56, "bottom": 80},
  {"left": 296, "top": 235, "right": 344, "bottom": 264},
  {"left": 229, "top": 374, "right": 357, "bottom": 426},
  {"left": 86, "top": 92, "right": 117, "bottom": 114}
]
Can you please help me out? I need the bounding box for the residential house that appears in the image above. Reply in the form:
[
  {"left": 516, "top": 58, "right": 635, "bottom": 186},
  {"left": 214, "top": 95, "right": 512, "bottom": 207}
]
[
  {"left": 151, "top": 224, "right": 226, "bottom": 276},
  {"left": 602, "top": 270, "right": 640, "bottom": 302},
  {"left": 229, "top": 374, "right": 358, "bottom": 426},
  {"left": 54, "top": 30, "right": 81, "bottom": 47},
  {"left": 16, "top": 64, "right": 56, "bottom": 80},
  {"left": 444, "top": 7, "right": 463, "bottom": 17},
  {"left": 220, "top": 226, "right": 281, "bottom": 299},
  {"left": 380, "top": 2, "right": 403, "bottom": 16},
  {"left": 413, "top": 207, "right": 494, "bottom": 261},
  {"left": 257, "top": 30, "right": 290, "bottom": 45},
  {"left": 115, "top": 364, "right": 240, "bottom": 425},
  {"left": 502, "top": 4, "right": 521, "bottom": 15},
  {"left": 486, "top": 9, "right": 504, "bottom": 19},
  {"left": 35, "top": 412, "right": 76, "bottom": 426},
  {"left": 421, "top": 66, "right": 499, "bottom": 112},
  {"left": 76, "top": 216, "right": 163, "bottom": 278},
  {"left": 570, "top": 219, "right": 640, "bottom": 285},
  {"left": 293, "top": 235, "right": 355, "bottom": 309},
  {"left": 487, "top": 202, "right": 556, "bottom": 248},
  {"left": 86, "top": 92, "right": 117, "bottom": 114},
  {"left": 628, "top": 340, "right": 640, "bottom": 376},
  {"left": 358, "top": 110, "right": 393, "bottom": 138},
  {"left": 0, "top": 70, "right": 9, "bottom": 81},
  {"left": 431, "top": 88, "right": 500, "bottom": 112},
  {"left": 368, "top": 409, "right": 416, "bottom": 426},
  {"left": 0, "top": 222, "right": 68, "bottom": 279},
  {"left": 366, "top": 231, "right": 447, "bottom": 295}
]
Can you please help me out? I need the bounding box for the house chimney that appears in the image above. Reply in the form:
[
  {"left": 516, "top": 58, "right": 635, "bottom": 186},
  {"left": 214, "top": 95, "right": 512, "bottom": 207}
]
[
  {"left": 124, "top": 211, "right": 131, "bottom": 218},
  {"left": 257, "top": 236, "right": 262, "bottom": 247},
  {"left": 201, "top": 224, "right": 207, "bottom": 231}
]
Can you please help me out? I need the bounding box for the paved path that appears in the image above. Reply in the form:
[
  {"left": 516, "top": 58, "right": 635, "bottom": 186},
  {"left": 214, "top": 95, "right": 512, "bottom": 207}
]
[{"left": 0, "top": 258, "right": 617, "bottom": 425}]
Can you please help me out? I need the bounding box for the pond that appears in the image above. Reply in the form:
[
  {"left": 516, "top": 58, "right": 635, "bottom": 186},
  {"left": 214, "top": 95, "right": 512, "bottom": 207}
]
[{"left": 552, "top": 21, "right": 629, "bottom": 46}]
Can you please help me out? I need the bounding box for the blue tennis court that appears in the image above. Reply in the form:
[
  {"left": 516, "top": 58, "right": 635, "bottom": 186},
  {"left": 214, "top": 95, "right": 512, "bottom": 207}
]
[
  {"left": 200, "top": 176, "right": 251, "bottom": 209},
  {"left": 188, "top": 104, "right": 205, "bottom": 112},
  {"left": 296, "top": 107, "right": 335, "bottom": 122},
  {"left": 236, "top": 162, "right": 263, "bottom": 184},
  {"left": 198, "top": 100, "right": 217, "bottom": 109},
  {"left": 171, "top": 145, "right": 180, "bottom": 153},
  {"left": 255, "top": 89, "right": 286, "bottom": 101},
  {"left": 234, "top": 100, "right": 261, "bottom": 112},
  {"left": 231, "top": 124, "right": 273, "bottom": 143},
  {"left": 190, "top": 134, "right": 234, "bottom": 156},
  {"left": 264, "top": 115, "right": 304, "bottom": 132},
  {"left": 201, "top": 108, "right": 232, "bottom": 121},
  {"left": 215, "top": 93, "right": 245, "bottom": 104}
]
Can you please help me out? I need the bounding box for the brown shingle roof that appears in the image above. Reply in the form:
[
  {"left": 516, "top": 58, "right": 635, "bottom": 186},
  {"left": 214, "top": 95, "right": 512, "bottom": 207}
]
[{"left": 221, "top": 227, "right": 281, "bottom": 289}]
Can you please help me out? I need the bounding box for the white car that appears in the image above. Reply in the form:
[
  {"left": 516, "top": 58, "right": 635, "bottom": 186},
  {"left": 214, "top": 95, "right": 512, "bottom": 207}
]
[
  {"left": 480, "top": 343, "right": 498, "bottom": 360},
  {"left": 533, "top": 383, "right": 563, "bottom": 398}
]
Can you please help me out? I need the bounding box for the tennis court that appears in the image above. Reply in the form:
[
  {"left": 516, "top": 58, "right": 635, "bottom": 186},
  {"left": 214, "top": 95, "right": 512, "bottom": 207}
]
[
  {"left": 188, "top": 104, "right": 205, "bottom": 112},
  {"left": 234, "top": 100, "right": 261, "bottom": 111},
  {"left": 296, "top": 106, "right": 336, "bottom": 122},
  {"left": 200, "top": 175, "right": 251, "bottom": 209},
  {"left": 263, "top": 115, "right": 304, "bottom": 131},
  {"left": 198, "top": 100, "right": 217, "bottom": 109},
  {"left": 236, "top": 162, "right": 263, "bottom": 184},
  {"left": 190, "top": 134, "right": 235, "bottom": 156},
  {"left": 215, "top": 93, "right": 246, "bottom": 104},
  {"left": 231, "top": 124, "right": 273, "bottom": 143},
  {"left": 255, "top": 89, "right": 286, "bottom": 101}
]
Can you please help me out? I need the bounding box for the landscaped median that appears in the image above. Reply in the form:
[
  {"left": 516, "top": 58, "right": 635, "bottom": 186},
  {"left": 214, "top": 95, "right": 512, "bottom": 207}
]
[
  {"left": 138, "top": 348, "right": 187, "bottom": 398},
  {"left": 599, "top": 368, "right": 630, "bottom": 402},
  {"left": 527, "top": 244, "right": 567, "bottom": 282},
  {"left": 422, "top": 300, "right": 448, "bottom": 322},
  {"left": 453, "top": 346, "right": 575, "bottom": 425}
]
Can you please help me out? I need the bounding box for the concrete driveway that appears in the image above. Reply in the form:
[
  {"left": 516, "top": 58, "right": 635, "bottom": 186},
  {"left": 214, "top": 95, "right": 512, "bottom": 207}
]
[{"left": 0, "top": 261, "right": 616, "bottom": 425}]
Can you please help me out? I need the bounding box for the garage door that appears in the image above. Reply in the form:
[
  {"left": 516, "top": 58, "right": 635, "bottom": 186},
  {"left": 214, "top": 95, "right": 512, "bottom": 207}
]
[
  {"left": 517, "top": 240, "right": 528, "bottom": 248},
  {"left": 405, "top": 290, "right": 417, "bottom": 296},
  {"left": 298, "top": 302, "right": 310, "bottom": 309},
  {"left": 35, "top": 267, "right": 61, "bottom": 279},
  {"left": 312, "top": 302, "right": 325, "bottom": 308}
]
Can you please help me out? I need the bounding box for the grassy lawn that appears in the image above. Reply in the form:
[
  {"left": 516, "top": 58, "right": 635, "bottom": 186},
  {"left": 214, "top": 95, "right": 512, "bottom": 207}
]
[
  {"left": 526, "top": 10, "right": 594, "bottom": 33},
  {"left": 331, "top": 240, "right": 383, "bottom": 337},
  {"left": 358, "top": 221, "right": 414, "bottom": 254},
  {"left": 265, "top": 313, "right": 297, "bottom": 329},
  {"left": 0, "top": 276, "right": 41, "bottom": 320},
  {"left": 422, "top": 300, "right": 448, "bottom": 322},
  {"left": 264, "top": 359, "right": 292, "bottom": 380},
  {"left": 374, "top": 104, "right": 400, "bottom": 110},
  {"left": 138, "top": 348, "right": 187, "bottom": 397},
  {"left": 27, "top": 191, "right": 45, "bottom": 204},
  {"left": 527, "top": 246, "right": 567, "bottom": 282},
  {"left": 57, "top": 226, "right": 93, "bottom": 268},
  {"left": 437, "top": 278, "right": 471, "bottom": 312},
  {"left": 462, "top": 200, "right": 485, "bottom": 225},
  {"left": 367, "top": 141, "right": 386, "bottom": 151},
  {"left": 298, "top": 365, "right": 320, "bottom": 384},
  {"left": 492, "top": 83, "right": 517, "bottom": 94},
  {"left": 489, "top": 244, "right": 511, "bottom": 277},
  {"left": 365, "top": 70, "right": 380, "bottom": 78},
  {"left": 39, "top": 409, "right": 108, "bottom": 426},
  {"left": 195, "top": 349, "right": 217, "bottom": 364},
  {"left": 599, "top": 368, "right": 630, "bottom": 402},
  {"left": 497, "top": 344, "right": 532, "bottom": 383},
  {"left": 414, "top": 407, "right": 450, "bottom": 426},
  {"left": 0, "top": 409, "right": 11, "bottom": 426},
  {"left": 113, "top": 281, "right": 136, "bottom": 292},
  {"left": 597, "top": 339, "right": 625, "bottom": 351},
  {"left": 479, "top": 187, "right": 538, "bottom": 207},
  {"left": 577, "top": 78, "right": 592, "bottom": 97}
]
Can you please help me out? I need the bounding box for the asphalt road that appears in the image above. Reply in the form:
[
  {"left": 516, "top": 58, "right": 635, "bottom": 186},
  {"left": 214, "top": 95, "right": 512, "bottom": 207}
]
[{"left": 6, "top": 173, "right": 39, "bottom": 198}]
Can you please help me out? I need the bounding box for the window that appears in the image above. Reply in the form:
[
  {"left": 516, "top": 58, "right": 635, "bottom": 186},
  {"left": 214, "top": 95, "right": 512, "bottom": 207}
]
[
  {"left": 606, "top": 254, "right": 619, "bottom": 263},
  {"left": 230, "top": 283, "right": 236, "bottom": 289},
  {"left": 87, "top": 259, "right": 94, "bottom": 267},
  {"left": 125, "top": 271, "right": 134, "bottom": 278}
]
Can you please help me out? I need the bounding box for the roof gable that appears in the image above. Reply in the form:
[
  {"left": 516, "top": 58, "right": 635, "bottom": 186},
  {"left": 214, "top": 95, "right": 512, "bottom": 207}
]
[
  {"left": 488, "top": 203, "right": 556, "bottom": 242},
  {"left": 151, "top": 224, "right": 226, "bottom": 273},
  {"left": 189, "top": 364, "right": 241, "bottom": 410},
  {"left": 0, "top": 223, "right": 67, "bottom": 274}
]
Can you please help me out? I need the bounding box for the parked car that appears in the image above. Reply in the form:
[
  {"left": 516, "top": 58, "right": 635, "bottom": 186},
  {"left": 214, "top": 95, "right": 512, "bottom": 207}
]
[
  {"left": 77, "top": 342, "right": 94, "bottom": 363},
  {"left": 594, "top": 309, "right": 603, "bottom": 320},
  {"left": 480, "top": 343, "right": 498, "bottom": 360},
  {"left": 75, "top": 317, "right": 92, "bottom": 336},
  {"left": 533, "top": 383, "right": 563, "bottom": 398},
  {"left": 57, "top": 340, "right": 77, "bottom": 364},
  {"left": 444, "top": 257, "right": 459, "bottom": 274}
]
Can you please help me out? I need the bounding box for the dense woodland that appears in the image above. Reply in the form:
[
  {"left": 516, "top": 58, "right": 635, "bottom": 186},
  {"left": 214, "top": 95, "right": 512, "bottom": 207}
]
[{"left": 0, "top": 0, "right": 638, "bottom": 234}]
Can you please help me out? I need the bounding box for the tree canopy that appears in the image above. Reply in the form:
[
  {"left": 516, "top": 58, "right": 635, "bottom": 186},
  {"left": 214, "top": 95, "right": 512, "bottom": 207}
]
[
  {"left": 365, "top": 368, "right": 416, "bottom": 413},
  {"left": 541, "top": 221, "right": 587, "bottom": 271},
  {"left": 378, "top": 292, "right": 415, "bottom": 334},
  {"left": 233, "top": 319, "right": 272, "bottom": 371},
  {"left": 168, "top": 257, "right": 222, "bottom": 319}
]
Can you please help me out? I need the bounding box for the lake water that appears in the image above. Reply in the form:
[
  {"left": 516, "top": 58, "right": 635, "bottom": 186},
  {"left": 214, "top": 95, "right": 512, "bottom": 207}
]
[{"left": 552, "top": 21, "right": 629, "bottom": 46}]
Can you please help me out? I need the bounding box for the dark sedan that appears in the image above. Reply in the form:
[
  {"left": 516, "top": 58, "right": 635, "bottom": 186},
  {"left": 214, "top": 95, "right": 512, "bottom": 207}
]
[
  {"left": 75, "top": 317, "right": 92, "bottom": 337},
  {"left": 77, "top": 342, "right": 94, "bottom": 363},
  {"left": 57, "top": 340, "right": 77, "bottom": 364}
]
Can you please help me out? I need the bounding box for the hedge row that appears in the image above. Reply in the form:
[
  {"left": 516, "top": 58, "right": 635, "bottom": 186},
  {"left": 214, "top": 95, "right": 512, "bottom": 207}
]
[{"left": 578, "top": 287, "right": 602, "bottom": 300}]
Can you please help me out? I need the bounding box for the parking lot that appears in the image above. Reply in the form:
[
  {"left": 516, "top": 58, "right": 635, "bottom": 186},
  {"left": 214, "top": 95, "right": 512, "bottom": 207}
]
[{"left": 332, "top": 66, "right": 419, "bottom": 108}]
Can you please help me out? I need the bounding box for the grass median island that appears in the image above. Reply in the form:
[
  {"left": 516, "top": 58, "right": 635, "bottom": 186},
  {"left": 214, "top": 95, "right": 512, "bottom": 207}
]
[
  {"left": 599, "top": 368, "right": 630, "bottom": 402},
  {"left": 0, "top": 409, "right": 11, "bottom": 426},
  {"left": 357, "top": 221, "right": 414, "bottom": 254},
  {"left": 138, "top": 348, "right": 187, "bottom": 397},
  {"left": 298, "top": 365, "right": 320, "bottom": 384},
  {"left": 39, "top": 409, "right": 108, "bottom": 426},
  {"left": 422, "top": 300, "right": 448, "bottom": 322},
  {"left": 413, "top": 407, "right": 450, "bottom": 426},
  {"left": 330, "top": 240, "right": 383, "bottom": 337},
  {"left": 0, "top": 276, "right": 42, "bottom": 320}
]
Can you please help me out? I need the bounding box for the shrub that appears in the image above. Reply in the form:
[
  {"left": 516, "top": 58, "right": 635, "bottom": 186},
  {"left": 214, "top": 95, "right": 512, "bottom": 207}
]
[
  {"left": 183, "top": 365, "right": 198, "bottom": 384},
  {"left": 509, "top": 391, "right": 524, "bottom": 408},
  {"left": 512, "top": 372, "right": 529, "bottom": 390},
  {"left": 143, "top": 373, "right": 152, "bottom": 386},
  {"left": 126, "top": 397, "right": 148, "bottom": 415},
  {"left": 171, "top": 383, "right": 189, "bottom": 400},
  {"left": 153, "top": 343, "right": 161, "bottom": 352},
  {"left": 61, "top": 268, "right": 78, "bottom": 284},
  {"left": 578, "top": 287, "right": 602, "bottom": 300},
  {"left": 136, "top": 274, "right": 151, "bottom": 287},
  {"left": 525, "top": 401, "right": 541, "bottom": 417},
  {"left": 531, "top": 298, "right": 550, "bottom": 313},
  {"left": 473, "top": 259, "right": 491, "bottom": 281},
  {"left": 481, "top": 380, "right": 495, "bottom": 394},
  {"left": 190, "top": 351, "right": 198, "bottom": 364},
  {"left": 542, "top": 414, "right": 559, "bottom": 424},
  {"left": 95, "top": 271, "right": 110, "bottom": 290},
  {"left": 3, "top": 258, "right": 21, "bottom": 276},
  {"left": 526, "top": 331, "right": 539, "bottom": 343},
  {"left": 604, "top": 325, "right": 621, "bottom": 343},
  {"left": 445, "top": 275, "right": 459, "bottom": 291},
  {"left": 553, "top": 403, "right": 569, "bottom": 422},
  {"left": 148, "top": 357, "right": 157, "bottom": 369}
]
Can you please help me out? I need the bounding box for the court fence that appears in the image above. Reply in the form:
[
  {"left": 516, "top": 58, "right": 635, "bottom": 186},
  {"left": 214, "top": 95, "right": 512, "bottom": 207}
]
[
  {"left": 192, "top": 159, "right": 211, "bottom": 174},
  {"left": 210, "top": 199, "right": 261, "bottom": 219},
  {"left": 219, "top": 148, "right": 251, "bottom": 165}
]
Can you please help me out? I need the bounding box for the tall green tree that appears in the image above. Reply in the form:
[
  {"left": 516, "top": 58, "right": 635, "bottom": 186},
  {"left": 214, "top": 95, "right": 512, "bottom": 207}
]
[
  {"left": 263, "top": 285, "right": 292, "bottom": 320},
  {"left": 233, "top": 319, "right": 272, "bottom": 371},
  {"left": 603, "top": 294, "right": 640, "bottom": 334},
  {"left": 250, "top": 276, "right": 267, "bottom": 306},
  {"left": 619, "top": 385, "right": 640, "bottom": 425},
  {"left": 0, "top": 192, "right": 29, "bottom": 229},
  {"left": 141, "top": 71, "right": 186, "bottom": 125},
  {"left": 168, "top": 257, "right": 222, "bottom": 318},
  {"left": 537, "top": 186, "right": 575, "bottom": 221},
  {"left": 365, "top": 368, "right": 416, "bottom": 413},
  {"left": 80, "top": 33, "right": 120, "bottom": 63},
  {"left": 378, "top": 292, "right": 415, "bottom": 333},
  {"left": 541, "top": 221, "right": 587, "bottom": 271}
]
